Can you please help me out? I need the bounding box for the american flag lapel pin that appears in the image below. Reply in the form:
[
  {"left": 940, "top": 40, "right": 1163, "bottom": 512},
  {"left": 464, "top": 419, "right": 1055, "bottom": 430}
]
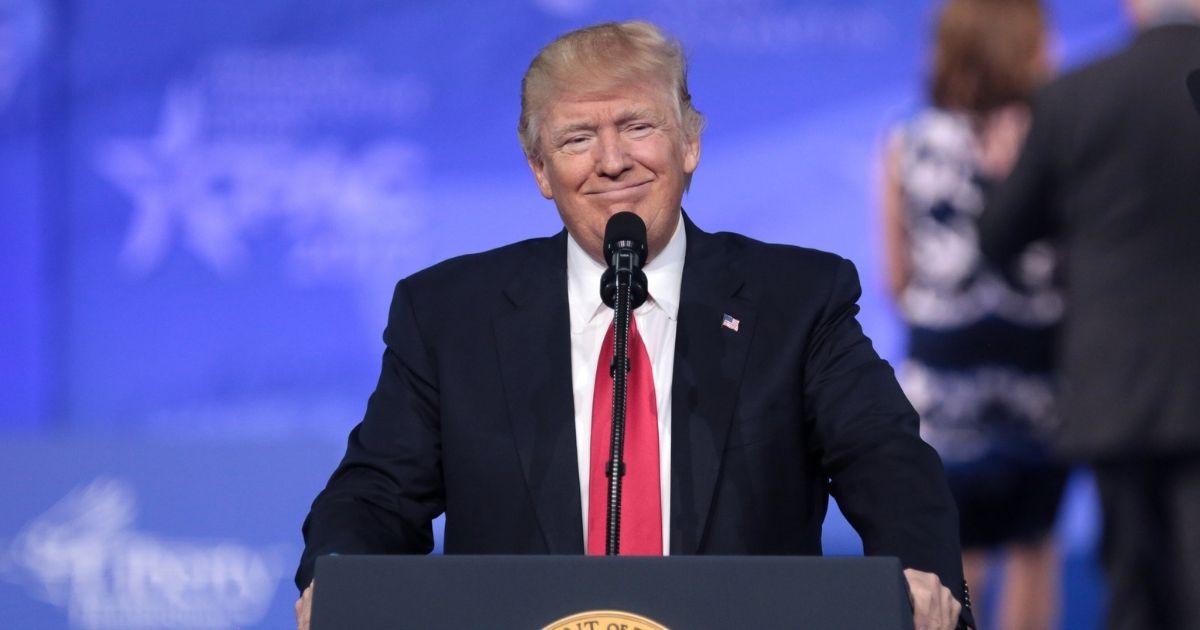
[{"left": 721, "top": 313, "right": 740, "bottom": 332}]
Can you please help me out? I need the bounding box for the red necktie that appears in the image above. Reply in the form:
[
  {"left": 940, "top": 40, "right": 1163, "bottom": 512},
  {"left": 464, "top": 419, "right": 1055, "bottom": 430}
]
[{"left": 587, "top": 314, "right": 662, "bottom": 555}]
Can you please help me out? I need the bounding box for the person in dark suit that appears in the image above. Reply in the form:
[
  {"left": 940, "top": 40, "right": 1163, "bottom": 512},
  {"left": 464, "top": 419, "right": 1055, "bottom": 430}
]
[
  {"left": 979, "top": 1, "right": 1200, "bottom": 627},
  {"left": 296, "top": 20, "right": 971, "bottom": 630}
]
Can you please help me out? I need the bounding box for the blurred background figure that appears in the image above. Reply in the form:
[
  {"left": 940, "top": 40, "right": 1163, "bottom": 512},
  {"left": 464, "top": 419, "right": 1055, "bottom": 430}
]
[
  {"left": 980, "top": 0, "right": 1200, "bottom": 627},
  {"left": 881, "top": 0, "right": 1067, "bottom": 627}
]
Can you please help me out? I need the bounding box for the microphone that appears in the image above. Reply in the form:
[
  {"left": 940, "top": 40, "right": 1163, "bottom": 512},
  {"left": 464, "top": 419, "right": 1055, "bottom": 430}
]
[
  {"left": 600, "top": 212, "right": 649, "bottom": 310},
  {"left": 596, "top": 211, "right": 649, "bottom": 555},
  {"left": 1188, "top": 69, "right": 1200, "bottom": 115}
]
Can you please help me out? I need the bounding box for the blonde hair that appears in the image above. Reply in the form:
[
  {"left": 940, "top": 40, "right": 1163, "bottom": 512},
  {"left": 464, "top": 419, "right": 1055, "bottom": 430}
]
[{"left": 518, "top": 20, "right": 705, "bottom": 161}]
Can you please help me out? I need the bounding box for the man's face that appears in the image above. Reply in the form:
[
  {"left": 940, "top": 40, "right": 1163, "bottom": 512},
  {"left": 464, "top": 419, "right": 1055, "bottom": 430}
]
[{"left": 527, "top": 80, "right": 701, "bottom": 263}]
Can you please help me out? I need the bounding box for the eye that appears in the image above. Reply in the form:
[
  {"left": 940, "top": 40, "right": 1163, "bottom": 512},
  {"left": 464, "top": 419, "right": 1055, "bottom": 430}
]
[
  {"left": 625, "top": 122, "right": 655, "bottom": 138},
  {"left": 559, "top": 135, "right": 593, "bottom": 154}
]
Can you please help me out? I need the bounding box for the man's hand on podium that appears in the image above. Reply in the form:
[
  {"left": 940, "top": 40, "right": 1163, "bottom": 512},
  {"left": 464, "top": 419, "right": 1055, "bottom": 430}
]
[
  {"left": 904, "top": 568, "right": 962, "bottom": 630},
  {"left": 295, "top": 582, "right": 313, "bottom": 630}
]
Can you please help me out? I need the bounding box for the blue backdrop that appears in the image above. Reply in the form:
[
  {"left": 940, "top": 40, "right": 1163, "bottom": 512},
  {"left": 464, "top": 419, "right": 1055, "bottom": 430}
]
[{"left": 1, "top": 1, "right": 1125, "bottom": 627}]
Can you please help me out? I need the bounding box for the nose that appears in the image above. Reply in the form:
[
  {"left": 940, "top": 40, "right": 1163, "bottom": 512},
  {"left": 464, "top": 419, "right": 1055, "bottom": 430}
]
[{"left": 594, "top": 129, "right": 632, "bottom": 178}]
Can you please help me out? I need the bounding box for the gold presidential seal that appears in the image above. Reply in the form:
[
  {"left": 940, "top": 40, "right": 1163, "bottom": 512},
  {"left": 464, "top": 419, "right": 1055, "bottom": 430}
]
[{"left": 542, "top": 609, "right": 669, "bottom": 630}]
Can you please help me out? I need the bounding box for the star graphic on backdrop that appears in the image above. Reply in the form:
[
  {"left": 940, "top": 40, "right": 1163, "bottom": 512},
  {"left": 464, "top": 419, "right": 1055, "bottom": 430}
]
[{"left": 96, "top": 85, "right": 247, "bottom": 276}]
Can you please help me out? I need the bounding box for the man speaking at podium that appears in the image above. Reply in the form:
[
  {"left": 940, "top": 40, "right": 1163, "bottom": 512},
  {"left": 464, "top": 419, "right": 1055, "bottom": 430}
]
[{"left": 296, "top": 21, "right": 972, "bottom": 630}]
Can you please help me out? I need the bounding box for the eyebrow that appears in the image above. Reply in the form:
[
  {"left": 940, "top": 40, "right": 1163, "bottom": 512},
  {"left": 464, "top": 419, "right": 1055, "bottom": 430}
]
[
  {"left": 548, "top": 107, "right": 665, "bottom": 144},
  {"left": 549, "top": 122, "right": 595, "bottom": 142},
  {"left": 614, "top": 108, "right": 660, "bottom": 125}
]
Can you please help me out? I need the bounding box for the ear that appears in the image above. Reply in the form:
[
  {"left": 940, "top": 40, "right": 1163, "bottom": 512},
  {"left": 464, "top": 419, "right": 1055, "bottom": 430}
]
[
  {"left": 527, "top": 155, "right": 555, "bottom": 199},
  {"left": 683, "top": 134, "right": 701, "bottom": 175}
]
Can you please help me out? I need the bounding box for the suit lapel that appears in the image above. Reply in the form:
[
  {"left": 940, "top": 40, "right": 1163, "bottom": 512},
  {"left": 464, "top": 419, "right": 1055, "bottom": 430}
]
[
  {"left": 493, "top": 231, "right": 584, "bottom": 554},
  {"left": 670, "top": 216, "right": 756, "bottom": 554}
]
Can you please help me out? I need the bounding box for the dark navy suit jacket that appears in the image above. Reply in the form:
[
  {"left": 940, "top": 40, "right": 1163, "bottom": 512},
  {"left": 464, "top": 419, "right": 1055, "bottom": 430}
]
[
  {"left": 981, "top": 24, "right": 1200, "bottom": 461},
  {"left": 297, "top": 215, "right": 967, "bottom": 608}
]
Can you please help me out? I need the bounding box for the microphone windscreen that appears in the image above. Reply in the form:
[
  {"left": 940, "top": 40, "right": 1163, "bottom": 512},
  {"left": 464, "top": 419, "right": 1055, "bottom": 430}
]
[
  {"left": 603, "top": 212, "right": 648, "bottom": 258},
  {"left": 1189, "top": 69, "right": 1200, "bottom": 115}
]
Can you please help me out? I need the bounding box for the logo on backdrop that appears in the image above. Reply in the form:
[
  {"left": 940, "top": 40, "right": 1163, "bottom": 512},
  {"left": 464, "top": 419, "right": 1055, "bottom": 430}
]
[
  {"left": 528, "top": 0, "right": 892, "bottom": 53},
  {"left": 0, "top": 0, "right": 49, "bottom": 111},
  {"left": 543, "top": 610, "right": 669, "bottom": 630},
  {"left": 1, "top": 478, "right": 285, "bottom": 630},
  {"left": 95, "top": 48, "right": 431, "bottom": 283}
]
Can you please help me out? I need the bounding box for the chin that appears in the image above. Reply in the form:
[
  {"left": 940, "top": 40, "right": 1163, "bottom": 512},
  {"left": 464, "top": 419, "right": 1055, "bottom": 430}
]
[{"left": 603, "top": 203, "right": 641, "bottom": 216}]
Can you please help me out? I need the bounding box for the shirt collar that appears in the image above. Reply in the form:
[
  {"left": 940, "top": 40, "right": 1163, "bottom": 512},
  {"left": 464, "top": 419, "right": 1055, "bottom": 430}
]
[{"left": 566, "top": 213, "right": 686, "bottom": 333}]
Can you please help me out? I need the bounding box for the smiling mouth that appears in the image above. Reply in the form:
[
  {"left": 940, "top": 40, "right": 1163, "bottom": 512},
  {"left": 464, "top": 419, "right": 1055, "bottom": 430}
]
[{"left": 587, "top": 181, "right": 651, "bottom": 196}]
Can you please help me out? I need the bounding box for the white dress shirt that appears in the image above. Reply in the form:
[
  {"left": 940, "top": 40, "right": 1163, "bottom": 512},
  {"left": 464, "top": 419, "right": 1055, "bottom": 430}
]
[{"left": 567, "top": 215, "right": 684, "bottom": 554}]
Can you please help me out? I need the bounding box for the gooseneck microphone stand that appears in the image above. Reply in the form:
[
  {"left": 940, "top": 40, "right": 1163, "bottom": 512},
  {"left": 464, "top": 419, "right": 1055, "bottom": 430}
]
[
  {"left": 605, "top": 246, "right": 635, "bottom": 556},
  {"left": 599, "top": 212, "right": 648, "bottom": 556}
]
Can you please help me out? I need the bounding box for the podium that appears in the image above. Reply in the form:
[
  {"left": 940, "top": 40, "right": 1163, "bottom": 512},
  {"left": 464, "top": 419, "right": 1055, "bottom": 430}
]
[{"left": 311, "top": 555, "right": 915, "bottom": 629}]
